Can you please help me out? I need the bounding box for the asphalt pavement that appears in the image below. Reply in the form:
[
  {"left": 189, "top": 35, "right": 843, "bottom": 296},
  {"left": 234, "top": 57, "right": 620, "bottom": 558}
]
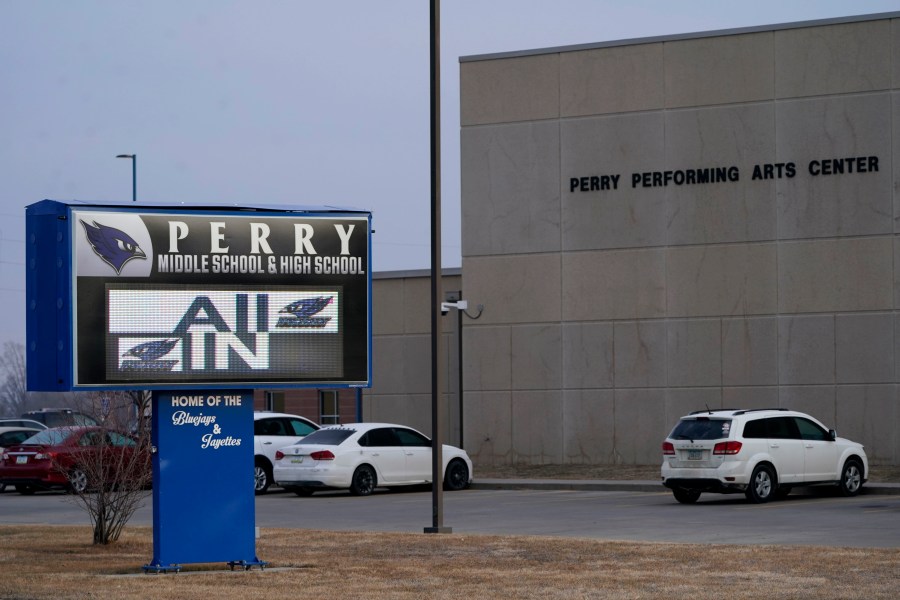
[{"left": 5, "top": 477, "right": 900, "bottom": 547}]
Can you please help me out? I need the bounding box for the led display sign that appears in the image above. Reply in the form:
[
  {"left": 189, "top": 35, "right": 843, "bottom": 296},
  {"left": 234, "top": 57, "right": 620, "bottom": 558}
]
[{"left": 26, "top": 200, "right": 371, "bottom": 391}]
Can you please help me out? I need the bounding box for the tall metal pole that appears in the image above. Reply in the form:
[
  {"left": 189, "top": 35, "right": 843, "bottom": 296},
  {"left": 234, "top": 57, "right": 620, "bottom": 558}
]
[
  {"left": 457, "top": 306, "right": 463, "bottom": 449},
  {"left": 117, "top": 153, "right": 139, "bottom": 431},
  {"left": 425, "top": 0, "right": 449, "bottom": 534}
]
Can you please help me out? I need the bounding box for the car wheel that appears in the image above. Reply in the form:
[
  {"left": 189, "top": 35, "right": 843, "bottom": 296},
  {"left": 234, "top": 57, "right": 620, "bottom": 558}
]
[
  {"left": 839, "top": 458, "right": 864, "bottom": 497},
  {"left": 349, "top": 465, "right": 376, "bottom": 496},
  {"left": 254, "top": 459, "right": 271, "bottom": 495},
  {"left": 745, "top": 464, "right": 775, "bottom": 503},
  {"left": 68, "top": 468, "right": 89, "bottom": 494},
  {"left": 443, "top": 459, "right": 470, "bottom": 491},
  {"left": 672, "top": 487, "right": 701, "bottom": 504},
  {"left": 16, "top": 484, "right": 35, "bottom": 495},
  {"left": 293, "top": 487, "right": 314, "bottom": 497}
]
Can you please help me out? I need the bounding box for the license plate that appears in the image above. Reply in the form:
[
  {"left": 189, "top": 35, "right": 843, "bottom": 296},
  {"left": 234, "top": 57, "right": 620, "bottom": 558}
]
[
  {"left": 16, "top": 455, "right": 27, "bottom": 464},
  {"left": 290, "top": 457, "right": 304, "bottom": 464},
  {"left": 687, "top": 449, "right": 703, "bottom": 460}
]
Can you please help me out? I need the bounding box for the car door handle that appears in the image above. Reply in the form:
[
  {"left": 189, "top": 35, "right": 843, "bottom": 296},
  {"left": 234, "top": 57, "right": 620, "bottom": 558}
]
[
  {"left": 769, "top": 443, "right": 779, "bottom": 448},
  {"left": 263, "top": 441, "right": 272, "bottom": 445}
]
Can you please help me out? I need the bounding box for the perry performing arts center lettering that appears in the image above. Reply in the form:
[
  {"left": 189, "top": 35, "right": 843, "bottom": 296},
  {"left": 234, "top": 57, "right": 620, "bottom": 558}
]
[{"left": 569, "top": 155, "right": 880, "bottom": 193}]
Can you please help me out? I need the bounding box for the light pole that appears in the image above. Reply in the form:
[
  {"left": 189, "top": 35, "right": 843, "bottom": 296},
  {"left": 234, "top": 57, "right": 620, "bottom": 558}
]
[
  {"left": 442, "top": 291, "right": 483, "bottom": 450},
  {"left": 116, "top": 154, "right": 136, "bottom": 202},
  {"left": 426, "top": 0, "right": 446, "bottom": 535},
  {"left": 116, "top": 153, "right": 140, "bottom": 432}
]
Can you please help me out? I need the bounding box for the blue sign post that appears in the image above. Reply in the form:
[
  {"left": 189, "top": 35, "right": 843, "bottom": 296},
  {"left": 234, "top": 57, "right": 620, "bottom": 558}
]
[{"left": 145, "top": 390, "right": 263, "bottom": 572}]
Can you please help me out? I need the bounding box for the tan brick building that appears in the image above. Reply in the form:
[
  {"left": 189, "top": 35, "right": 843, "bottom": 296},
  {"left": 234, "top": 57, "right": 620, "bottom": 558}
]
[{"left": 274, "top": 13, "right": 900, "bottom": 469}]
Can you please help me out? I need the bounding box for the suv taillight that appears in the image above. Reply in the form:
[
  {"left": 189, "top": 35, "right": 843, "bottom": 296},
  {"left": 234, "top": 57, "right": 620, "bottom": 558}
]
[
  {"left": 310, "top": 450, "right": 335, "bottom": 461},
  {"left": 713, "top": 441, "right": 742, "bottom": 455},
  {"left": 662, "top": 441, "right": 675, "bottom": 455}
]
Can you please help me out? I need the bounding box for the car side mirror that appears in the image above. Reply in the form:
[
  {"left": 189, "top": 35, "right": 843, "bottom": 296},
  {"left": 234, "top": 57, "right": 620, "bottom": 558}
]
[{"left": 828, "top": 429, "right": 837, "bottom": 441}]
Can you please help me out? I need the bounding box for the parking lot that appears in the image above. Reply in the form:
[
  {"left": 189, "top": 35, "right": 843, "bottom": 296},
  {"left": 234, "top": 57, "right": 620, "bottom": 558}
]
[{"left": 3, "top": 485, "right": 899, "bottom": 548}]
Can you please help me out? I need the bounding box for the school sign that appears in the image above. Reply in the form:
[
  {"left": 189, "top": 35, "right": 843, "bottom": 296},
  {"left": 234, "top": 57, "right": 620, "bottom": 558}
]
[{"left": 26, "top": 199, "right": 372, "bottom": 571}]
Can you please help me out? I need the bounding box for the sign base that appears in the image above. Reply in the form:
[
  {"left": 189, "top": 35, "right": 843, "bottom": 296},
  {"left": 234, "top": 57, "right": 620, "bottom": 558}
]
[
  {"left": 228, "top": 559, "right": 270, "bottom": 571},
  {"left": 148, "top": 389, "right": 262, "bottom": 569},
  {"left": 141, "top": 562, "right": 182, "bottom": 574},
  {"left": 424, "top": 527, "right": 453, "bottom": 534}
]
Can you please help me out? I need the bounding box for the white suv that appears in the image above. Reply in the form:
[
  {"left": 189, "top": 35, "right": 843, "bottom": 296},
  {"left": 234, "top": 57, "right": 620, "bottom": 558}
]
[
  {"left": 661, "top": 408, "right": 868, "bottom": 504},
  {"left": 253, "top": 411, "right": 319, "bottom": 494}
]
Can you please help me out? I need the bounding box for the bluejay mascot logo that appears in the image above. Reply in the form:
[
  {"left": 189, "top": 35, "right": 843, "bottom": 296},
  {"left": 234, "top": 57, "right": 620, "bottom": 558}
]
[
  {"left": 276, "top": 296, "right": 334, "bottom": 328},
  {"left": 80, "top": 220, "right": 146, "bottom": 274},
  {"left": 122, "top": 339, "right": 179, "bottom": 361},
  {"left": 120, "top": 339, "right": 179, "bottom": 372}
]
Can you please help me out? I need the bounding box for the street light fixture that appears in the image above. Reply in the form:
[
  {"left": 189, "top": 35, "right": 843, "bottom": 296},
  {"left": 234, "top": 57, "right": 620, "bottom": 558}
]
[
  {"left": 442, "top": 292, "right": 483, "bottom": 451},
  {"left": 116, "top": 154, "right": 136, "bottom": 202}
]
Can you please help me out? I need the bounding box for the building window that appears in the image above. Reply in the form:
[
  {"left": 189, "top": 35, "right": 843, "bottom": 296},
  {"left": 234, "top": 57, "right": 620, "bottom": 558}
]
[
  {"left": 265, "top": 391, "right": 285, "bottom": 413},
  {"left": 320, "top": 390, "right": 339, "bottom": 425}
]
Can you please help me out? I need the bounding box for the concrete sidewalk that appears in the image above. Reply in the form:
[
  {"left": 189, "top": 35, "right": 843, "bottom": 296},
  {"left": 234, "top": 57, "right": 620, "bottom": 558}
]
[{"left": 471, "top": 478, "right": 900, "bottom": 495}]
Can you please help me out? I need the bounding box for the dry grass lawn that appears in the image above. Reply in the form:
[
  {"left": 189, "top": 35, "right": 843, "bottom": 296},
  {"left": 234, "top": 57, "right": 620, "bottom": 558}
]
[
  {"left": 1, "top": 525, "right": 898, "bottom": 599},
  {"left": 2, "top": 464, "right": 898, "bottom": 598}
]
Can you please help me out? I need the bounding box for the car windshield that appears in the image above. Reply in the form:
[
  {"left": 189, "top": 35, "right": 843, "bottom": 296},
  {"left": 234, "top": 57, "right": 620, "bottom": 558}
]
[
  {"left": 0, "top": 431, "right": 34, "bottom": 446},
  {"left": 670, "top": 418, "right": 732, "bottom": 441},
  {"left": 295, "top": 429, "right": 355, "bottom": 446},
  {"left": 19, "top": 428, "right": 75, "bottom": 446},
  {"left": 107, "top": 431, "right": 137, "bottom": 447}
]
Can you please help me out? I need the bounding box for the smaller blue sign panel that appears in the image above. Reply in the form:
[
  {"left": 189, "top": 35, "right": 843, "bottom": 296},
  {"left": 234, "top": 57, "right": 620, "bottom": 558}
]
[{"left": 148, "top": 390, "right": 261, "bottom": 568}]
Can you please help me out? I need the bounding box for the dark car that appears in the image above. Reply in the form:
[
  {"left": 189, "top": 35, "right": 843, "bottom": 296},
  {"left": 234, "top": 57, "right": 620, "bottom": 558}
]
[
  {"left": 0, "top": 426, "right": 149, "bottom": 494},
  {"left": 21, "top": 409, "right": 98, "bottom": 428}
]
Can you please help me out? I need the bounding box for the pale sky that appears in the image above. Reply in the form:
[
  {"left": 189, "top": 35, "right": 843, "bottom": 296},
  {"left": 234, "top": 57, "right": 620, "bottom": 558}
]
[{"left": 2, "top": 0, "right": 898, "bottom": 344}]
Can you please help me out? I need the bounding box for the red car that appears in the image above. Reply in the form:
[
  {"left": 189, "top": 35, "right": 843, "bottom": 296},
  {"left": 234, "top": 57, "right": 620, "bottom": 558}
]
[{"left": 0, "top": 426, "right": 149, "bottom": 495}]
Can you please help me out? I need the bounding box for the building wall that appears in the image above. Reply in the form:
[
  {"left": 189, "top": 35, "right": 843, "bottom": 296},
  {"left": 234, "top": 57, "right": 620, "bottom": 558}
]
[
  {"left": 251, "top": 389, "right": 358, "bottom": 424},
  {"left": 459, "top": 14, "right": 900, "bottom": 466},
  {"left": 366, "top": 270, "right": 462, "bottom": 441}
]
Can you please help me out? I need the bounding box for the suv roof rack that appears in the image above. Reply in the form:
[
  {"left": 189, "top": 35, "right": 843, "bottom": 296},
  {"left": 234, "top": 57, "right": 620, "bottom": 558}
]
[
  {"left": 687, "top": 407, "right": 791, "bottom": 416},
  {"left": 732, "top": 408, "right": 789, "bottom": 416}
]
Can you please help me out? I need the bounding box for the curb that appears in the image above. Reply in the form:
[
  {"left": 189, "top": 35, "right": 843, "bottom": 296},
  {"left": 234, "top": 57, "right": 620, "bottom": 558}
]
[
  {"left": 471, "top": 479, "right": 900, "bottom": 496},
  {"left": 472, "top": 479, "right": 662, "bottom": 493}
]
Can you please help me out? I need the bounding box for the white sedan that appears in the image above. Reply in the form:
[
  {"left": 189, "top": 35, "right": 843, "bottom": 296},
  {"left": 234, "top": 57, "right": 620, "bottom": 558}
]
[{"left": 273, "top": 423, "right": 473, "bottom": 496}]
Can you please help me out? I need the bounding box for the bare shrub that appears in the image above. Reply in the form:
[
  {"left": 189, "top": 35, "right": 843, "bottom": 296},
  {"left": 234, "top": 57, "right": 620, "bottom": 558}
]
[
  {"left": 58, "top": 391, "right": 152, "bottom": 544},
  {"left": 0, "top": 341, "right": 27, "bottom": 416}
]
